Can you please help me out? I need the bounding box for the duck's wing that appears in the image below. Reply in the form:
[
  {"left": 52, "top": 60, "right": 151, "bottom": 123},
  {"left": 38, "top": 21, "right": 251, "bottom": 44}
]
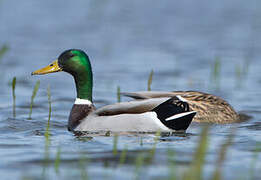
[
  {"left": 121, "top": 91, "right": 177, "bottom": 99},
  {"left": 94, "top": 98, "right": 169, "bottom": 116},
  {"left": 75, "top": 97, "right": 196, "bottom": 132}
]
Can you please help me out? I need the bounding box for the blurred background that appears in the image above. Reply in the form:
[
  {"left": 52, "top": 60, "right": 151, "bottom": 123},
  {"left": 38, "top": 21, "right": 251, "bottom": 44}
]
[{"left": 0, "top": 0, "right": 261, "bottom": 179}]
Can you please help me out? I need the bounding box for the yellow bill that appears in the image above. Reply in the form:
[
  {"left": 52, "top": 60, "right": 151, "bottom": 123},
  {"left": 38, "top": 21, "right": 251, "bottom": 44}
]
[{"left": 31, "top": 59, "right": 62, "bottom": 75}]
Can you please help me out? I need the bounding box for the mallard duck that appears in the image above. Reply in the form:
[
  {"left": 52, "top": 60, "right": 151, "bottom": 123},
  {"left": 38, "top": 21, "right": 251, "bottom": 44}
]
[
  {"left": 32, "top": 49, "right": 196, "bottom": 132},
  {"left": 121, "top": 91, "right": 240, "bottom": 123}
]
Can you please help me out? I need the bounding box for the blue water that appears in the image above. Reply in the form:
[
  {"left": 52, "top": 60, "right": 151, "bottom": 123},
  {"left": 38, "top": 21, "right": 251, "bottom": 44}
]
[{"left": 0, "top": 0, "right": 261, "bottom": 179}]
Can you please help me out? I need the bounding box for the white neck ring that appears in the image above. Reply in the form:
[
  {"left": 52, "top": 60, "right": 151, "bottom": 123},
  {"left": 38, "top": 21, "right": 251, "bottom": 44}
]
[{"left": 74, "top": 98, "right": 92, "bottom": 105}]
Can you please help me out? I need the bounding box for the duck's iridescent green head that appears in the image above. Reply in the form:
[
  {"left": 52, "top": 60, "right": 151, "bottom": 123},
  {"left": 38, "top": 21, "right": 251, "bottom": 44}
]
[
  {"left": 32, "top": 49, "right": 93, "bottom": 101},
  {"left": 57, "top": 49, "right": 92, "bottom": 76}
]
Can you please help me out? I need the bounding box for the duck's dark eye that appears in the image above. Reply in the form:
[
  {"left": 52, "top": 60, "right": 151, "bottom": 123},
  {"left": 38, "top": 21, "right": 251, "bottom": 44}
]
[
  {"left": 50, "top": 64, "right": 53, "bottom": 67},
  {"left": 69, "top": 54, "right": 75, "bottom": 58}
]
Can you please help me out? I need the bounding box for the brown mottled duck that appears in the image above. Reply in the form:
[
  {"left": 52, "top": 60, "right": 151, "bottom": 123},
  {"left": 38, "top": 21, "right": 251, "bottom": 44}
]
[{"left": 121, "top": 91, "right": 241, "bottom": 123}]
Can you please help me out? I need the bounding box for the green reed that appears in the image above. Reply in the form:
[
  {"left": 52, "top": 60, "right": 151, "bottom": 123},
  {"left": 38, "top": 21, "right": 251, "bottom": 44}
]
[
  {"left": 183, "top": 126, "right": 209, "bottom": 180},
  {"left": 28, "top": 80, "right": 40, "bottom": 119},
  {"left": 235, "top": 59, "right": 250, "bottom": 88},
  {"left": 55, "top": 146, "right": 61, "bottom": 174},
  {"left": 140, "top": 137, "right": 143, "bottom": 146},
  {"left": 117, "top": 86, "right": 121, "bottom": 102},
  {"left": 119, "top": 145, "right": 128, "bottom": 165},
  {"left": 210, "top": 57, "right": 221, "bottom": 89},
  {"left": 12, "top": 77, "right": 16, "bottom": 118},
  {"left": 249, "top": 142, "right": 261, "bottom": 180},
  {"left": 44, "top": 85, "right": 51, "bottom": 140},
  {"left": 113, "top": 134, "right": 118, "bottom": 155},
  {"left": 21, "top": 176, "right": 32, "bottom": 180},
  {"left": 47, "top": 85, "right": 52, "bottom": 123},
  {"left": 235, "top": 64, "right": 242, "bottom": 80},
  {"left": 211, "top": 128, "right": 235, "bottom": 180},
  {"left": 134, "top": 153, "right": 145, "bottom": 180},
  {"left": 147, "top": 69, "right": 154, "bottom": 91},
  {"left": 235, "top": 63, "right": 244, "bottom": 88},
  {"left": 242, "top": 59, "right": 250, "bottom": 77},
  {"left": 79, "top": 155, "right": 88, "bottom": 180},
  {"left": 0, "top": 44, "right": 9, "bottom": 61},
  {"left": 148, "top": 131, "right": 161, "bottom": 162},
  {"left": 42, "top": 85, "right": 52, "bottom": 178},
  {"left": 167, "top": 148, "right": 176, "bottom": 180},
  {"left": 213, "top": 57, "right": 221, "bottom": 80}
]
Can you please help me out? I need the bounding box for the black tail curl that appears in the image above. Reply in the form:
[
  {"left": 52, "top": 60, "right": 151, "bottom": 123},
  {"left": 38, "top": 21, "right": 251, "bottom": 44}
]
[{"left": 152, "top": 96, "right": 196, "bottom": 131}]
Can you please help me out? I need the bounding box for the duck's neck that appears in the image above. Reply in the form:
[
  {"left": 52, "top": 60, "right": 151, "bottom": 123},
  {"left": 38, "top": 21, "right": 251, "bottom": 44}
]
[
  {"left": 69, "top": 71, "right": 94, "bottom": 131},
  {"left": 72, "top": 68, "right": 93, "bottom": 102}
]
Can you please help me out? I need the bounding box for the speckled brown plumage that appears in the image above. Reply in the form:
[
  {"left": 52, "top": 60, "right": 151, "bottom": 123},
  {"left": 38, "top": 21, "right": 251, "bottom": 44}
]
[
  {"left": 171, "top": 91, "right": 238, "bottom": 123},
  {"left": 122, "top": 91, "right": 240, "bottom": 123}
]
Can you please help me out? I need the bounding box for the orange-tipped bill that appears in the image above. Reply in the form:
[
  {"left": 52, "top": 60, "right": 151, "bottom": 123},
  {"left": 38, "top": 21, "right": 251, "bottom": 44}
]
[{"left": 31, "top": 60, "right": 62, "bottom": 75}]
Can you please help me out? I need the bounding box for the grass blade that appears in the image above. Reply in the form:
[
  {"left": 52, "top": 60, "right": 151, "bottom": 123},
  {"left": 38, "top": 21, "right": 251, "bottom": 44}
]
[
  {"left": 249, "top": 142, "right": 261, "bottom": 180},
  {"left": 0, "top": 45, "right": 9, "bottom": 61},
  {"left": 168, "top": 148, "right": 176, "bottom": 180},
  {"left": 113, "top": 134, "right": 118, "bottom": 155},
  {"left": 183, "top": 125, "right": 209, "bottom": 180},
  {"left": 42, "top": 85, "right": 52, "bottom": 178},
  {"left": 117, "top": 86, "right": 121, "bottom": 102},
  {"left": 28, "top": 80, "right": 40, "bottom": 119},
  {"left": 55, "top": 146, "right": 61, "bottom": 174},
  {"left": 12, "top": 77, "right": 16, "bottom": 118},
  {"left": 119, "top": 145, "right": 128, "bottom": 165},
  {"left": 79, "top": 155, "right": 88, "bottom": 180},
  {"left": 140, "top": 137, "right": 143, "bottom": 146},
  {"left": 44, "top": 85, "right": 51, "bottom": 140},
  {"left": 213, "top": 57, "right": 221, "bottom": 80},
  {"left": 235, "top": 59, "right": 250, "bottom": 88},
  {"left": 210, "top": 57, "right": 221, "bottom": 89},
  {"left": 147, "top": 69, "right": 154, "bottom": 91},
  {"left": 134, "top": 153, "right": 145, "bottom": 180},
  {"left": 148, "top": 131, "right": 161, "bottom": 162},
  {"left": 47, "top": 85, "right": 51, "bottom": 122},
  {"left": 211, "top": 128, "right": 235, "bottom": 180}
]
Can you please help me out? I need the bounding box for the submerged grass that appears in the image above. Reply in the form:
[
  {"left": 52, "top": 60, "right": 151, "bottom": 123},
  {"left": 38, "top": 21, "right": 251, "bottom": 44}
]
[
  {"left": 28, "top": 80, "right": 40, "bottom": 119},
  {"left": 12, "top": 77, "right": 16, "bottom": 118},
  {"left": 147, "top": 69, "right": 154, "bottom": 91}
]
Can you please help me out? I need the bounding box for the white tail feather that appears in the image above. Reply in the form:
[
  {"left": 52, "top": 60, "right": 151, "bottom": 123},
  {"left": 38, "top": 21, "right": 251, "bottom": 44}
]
[{"left": 165, "top": 111, "right": 197, "bottom": 121}]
